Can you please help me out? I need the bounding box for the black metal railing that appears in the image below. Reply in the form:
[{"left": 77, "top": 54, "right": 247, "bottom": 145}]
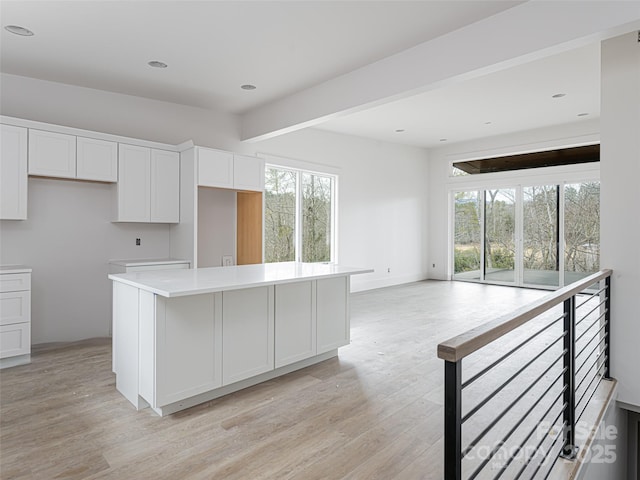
[{"left": 437, "top": 270, "right": 613, "bottom": 480}]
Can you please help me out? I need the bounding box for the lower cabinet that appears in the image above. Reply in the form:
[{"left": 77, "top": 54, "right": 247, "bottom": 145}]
[
  {"left": 222, "top": 286, "right": 274, "bottom": 385},
  {"left": 152, "top": 292, "right": 222, "bottom": 407},
  {"left": 275, "top": 281, "right": 316, "bottom": 368},
  {"left": 317, "top": 276, "right": 349, "bottom": 354},
  {"left": 0, "top": 268, "right": 32, "bottom": 367},
  {"left": 125, "top": 277, "right": 350, "bottom": 412}
]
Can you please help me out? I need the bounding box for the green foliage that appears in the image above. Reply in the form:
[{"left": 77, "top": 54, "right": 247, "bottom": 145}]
[{"left": 454, "top": 248, "right": 480, "bottom": 273}]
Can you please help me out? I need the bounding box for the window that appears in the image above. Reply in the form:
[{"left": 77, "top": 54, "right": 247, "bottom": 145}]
[
  {"left": 265, "top": 166, "right": 336, "bottom": 263},
  {"left": 452, "top": 181, "right": 600, "bottom": 289}
]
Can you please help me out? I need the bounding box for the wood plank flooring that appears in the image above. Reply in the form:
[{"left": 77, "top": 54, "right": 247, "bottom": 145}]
[{"left": 0, "top": 281, "right": 561, "bottom": 479}]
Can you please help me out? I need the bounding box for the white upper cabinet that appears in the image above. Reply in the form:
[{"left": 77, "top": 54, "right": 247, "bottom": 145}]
[
  {"left": 115, "top": 144, "right": 179, "bottom": 223},
  {"left": 197, "top": 147, "right": 264, "bottom": 192},
  {"left": 0, "top": 124, "right": 28, "bottom": 220},
  {"left": 28, "top": 129, "right": 118, "bottom": 182},
  {"left": 150, "top": 149, "right": 180, "bottom": 223},
  {"left": 28, "top": 129, "right": 76, "bottom": 178},
  {"left": 234, "top": 154, "right": 265, "bottom": 192},
  {"left": 116, "top": 144, "right": 151, "bottom": 222},
  {"left": 76, "top": 136, "right": 118, "bottom": 182},
  {"left": 198, "top": 148, "right": 233, "bottom": 189}
]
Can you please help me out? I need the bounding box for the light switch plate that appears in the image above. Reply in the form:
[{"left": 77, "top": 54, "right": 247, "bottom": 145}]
[{"left": 222, "top": 255, "right": 233, "bottom": 266}]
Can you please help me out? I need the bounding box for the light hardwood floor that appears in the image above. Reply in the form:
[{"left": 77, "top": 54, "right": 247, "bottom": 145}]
[{"left": 0, "top": 281, "right": 554, "bottom": 480}]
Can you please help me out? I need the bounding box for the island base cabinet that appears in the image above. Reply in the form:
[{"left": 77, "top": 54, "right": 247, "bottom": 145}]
[
  {"left": 316, "top": 276, "right": 349, "bottom": 355},
  {"left": 150, "top": 293, "right": 222, "bottom": 407},
  {"left": 275, "top": 281, "right": 316, "bottom": 368},
  {"left": 222, "top": 286, "right": 274, "bottom": 385}
]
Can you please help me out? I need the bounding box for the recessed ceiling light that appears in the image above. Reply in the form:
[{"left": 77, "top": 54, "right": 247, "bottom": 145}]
[
  {"left": 395, "top": 129, "right": 405, "bottom": 133},
  {"left": 439, "top": 138, "right": 448, "bottom": 142},
  {"left": 4, "top": 25, "right": 34, "bottom": 36},
  {"left": 552, "top": 93, "right": 566, "bottom": 98},
  {"left": 148, "top": 60, "right": 168, "bottom": 68},
  {"left": 577, "top": 112, "right": 589, "bottom": 117},
  {"left": 241, "top": 84, "right": 257, "bottom": 90}
]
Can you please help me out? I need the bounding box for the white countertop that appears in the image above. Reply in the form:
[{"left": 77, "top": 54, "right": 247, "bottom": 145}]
[
  {"left": 0, "top": 264, "right": 32, "bottom": 274},
  {"left": 108, "top": 262, "right": 373, "bottom": 297},
  {"left": 108, "top": 258, "right": 190, "bottom": 267}
]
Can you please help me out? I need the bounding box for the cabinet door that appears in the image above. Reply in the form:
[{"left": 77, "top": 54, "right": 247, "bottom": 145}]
[
  {"left": 275, "top": 281, "right": 315, "bottom": 368},
  {"left": 316, "top": 276, "right": 349, "bottom": 354},
  {"left": 233, "top": 154, "right": 264, "bottom": 192},
  {"left": 116, "top": 144, "right": 151, "bottom": 222},
  {"left": 0, "top": 323, "right": 30, "bottom": 359},
  {"left": 154, "top": 293, "right": 222, "bottom": 407},
  {"left": 150, "top": 149, "right": 180, "bottom": 223},
  {"left": 0, "top": 291, "right": 30, "bottom": 326},
  {"left": 76, "top": 136, "right": 117, "bottom": 182},
  {"left": 0, "top": 124, "right": 28, "bottom": 220},
  {"left": 28, "top": 129, "right": 76, "bottom": 178},
  {"left": 198, "top": 148, "right": 233, "bottom": 188},
  {"left": 222, "top": 286, "right": 274, "bottom": 385}
]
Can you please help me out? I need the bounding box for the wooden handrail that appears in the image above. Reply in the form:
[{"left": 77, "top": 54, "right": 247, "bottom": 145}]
[{"left": 437, "top": 269, "right": 613, "bottom": 363}]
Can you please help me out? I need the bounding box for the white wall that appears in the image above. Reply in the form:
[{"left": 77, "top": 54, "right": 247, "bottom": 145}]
[
  {"left": 197, "top": 187, "right": 236, "bottom": 267},
  {"left": 580, "top": 402, "right": 628, "bottom": 480},
  {"left": 427, "top": 119, "right": 600, "bottom": 281},
  {"left": 600, "top": 31, "right": 640, "bottom": 409},
  {"left": 257, "top": 128, "right": 430, "bottom": 291},
  {"left": 0, "top": 73, "right": 430, "bottom": 343},
  {"left": 0, "top": 178, "right": 170, "bottom": 343},
  {"left": 0, "top": 73, "right": 241, "bottom": 150}
]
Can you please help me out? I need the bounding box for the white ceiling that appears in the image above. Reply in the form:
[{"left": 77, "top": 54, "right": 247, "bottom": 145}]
[
  {"left": 0, "top": 1, "right": 634, "bottom": 149},
  {"left": 318, "top": 42, "right": 601, "bottom": 148}
]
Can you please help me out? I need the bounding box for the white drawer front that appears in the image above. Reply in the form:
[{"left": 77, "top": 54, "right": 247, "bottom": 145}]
[
  {"left": 0, "top": 273, "right": 31, "bottom": 293},
  {"left": 0, "top": 291, "right": 31, "bottom": 325},
  {"left": 0, "top": 322, "right": 30, "bottom": 358}
]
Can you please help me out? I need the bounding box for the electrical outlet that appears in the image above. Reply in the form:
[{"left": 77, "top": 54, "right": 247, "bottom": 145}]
[
  {"left": 136, "top": 238, "right": 141, "bottom": 246},
  {"left": 432, "top": 263, "right": 436, "bottom": 268},
  {"left": 387, "top": 267, "right": 391, "bottom": 273},
  {"left": 222, "top": 255, "right": 233, "bottom": 266}
]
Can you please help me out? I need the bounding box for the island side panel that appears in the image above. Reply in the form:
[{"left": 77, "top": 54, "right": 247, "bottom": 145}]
[
  {"left": 316, "top": 276, "right": 349, "bottom": 354},
  {"left": 138, "top": 289, "right": 156, "bottom": 407},
  {"left": 113, "top": 281, "right": 145, "bottom": 409}
]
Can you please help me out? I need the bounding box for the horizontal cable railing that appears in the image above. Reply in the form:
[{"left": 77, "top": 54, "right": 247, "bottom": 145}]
[{"left": 437, "top": 269, "right": 613, "bottom": 480}]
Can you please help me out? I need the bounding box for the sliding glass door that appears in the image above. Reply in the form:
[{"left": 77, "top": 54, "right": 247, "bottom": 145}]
[
  {"left": 564, "top": 182, "right": 600, "bottom": 283},
  {"left": 484, "top": 189, "right": 516, "bottom": 284},
  {"left": 453, "top": 191, "right": 482, "bottom": 281},
  {"left": 523, "top": 185, "right": 559, "bottom": 287},
  {"left": 452, "top": 181, "right": 599, "bottom": 289}
]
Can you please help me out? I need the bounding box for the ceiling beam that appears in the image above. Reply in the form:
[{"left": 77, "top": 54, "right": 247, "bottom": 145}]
[{"left": 240, "top": 1, "right": 640, "bottom": 143}]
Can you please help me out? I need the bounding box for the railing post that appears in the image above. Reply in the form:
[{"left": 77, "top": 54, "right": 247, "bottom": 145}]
[
  {"left": 604, "top": 276, "right": 611, "bottom": 379},
  {"left": 444, "top": 359, "right": 462, "bottom": 480},
  {"left": 561, "top": 296, "right": 578, "bottom": 459}
]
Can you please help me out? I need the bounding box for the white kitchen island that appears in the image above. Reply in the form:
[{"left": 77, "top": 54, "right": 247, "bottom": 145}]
[{"left": 109, "top": 262, "right": 372, "bottom": 416}]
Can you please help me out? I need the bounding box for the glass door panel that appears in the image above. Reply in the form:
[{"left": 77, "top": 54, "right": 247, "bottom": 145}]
[
  {"left": 484, "top": 189, "right": 516, "bottom": 283},
  {"left": 523, "top": 185, "right": 559, "bottom": 287},
  {"left": 264, "top": 167, "right": 297, "bottom": 262},
  {"left": 301, "top": 173, "right": 333, "bottom": 262},
  {"left": 453, "top": 191, "right": 482, "bottom": 281},
  {"left": 564, "top": 182, "right": 600, "bottom": 283}
]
